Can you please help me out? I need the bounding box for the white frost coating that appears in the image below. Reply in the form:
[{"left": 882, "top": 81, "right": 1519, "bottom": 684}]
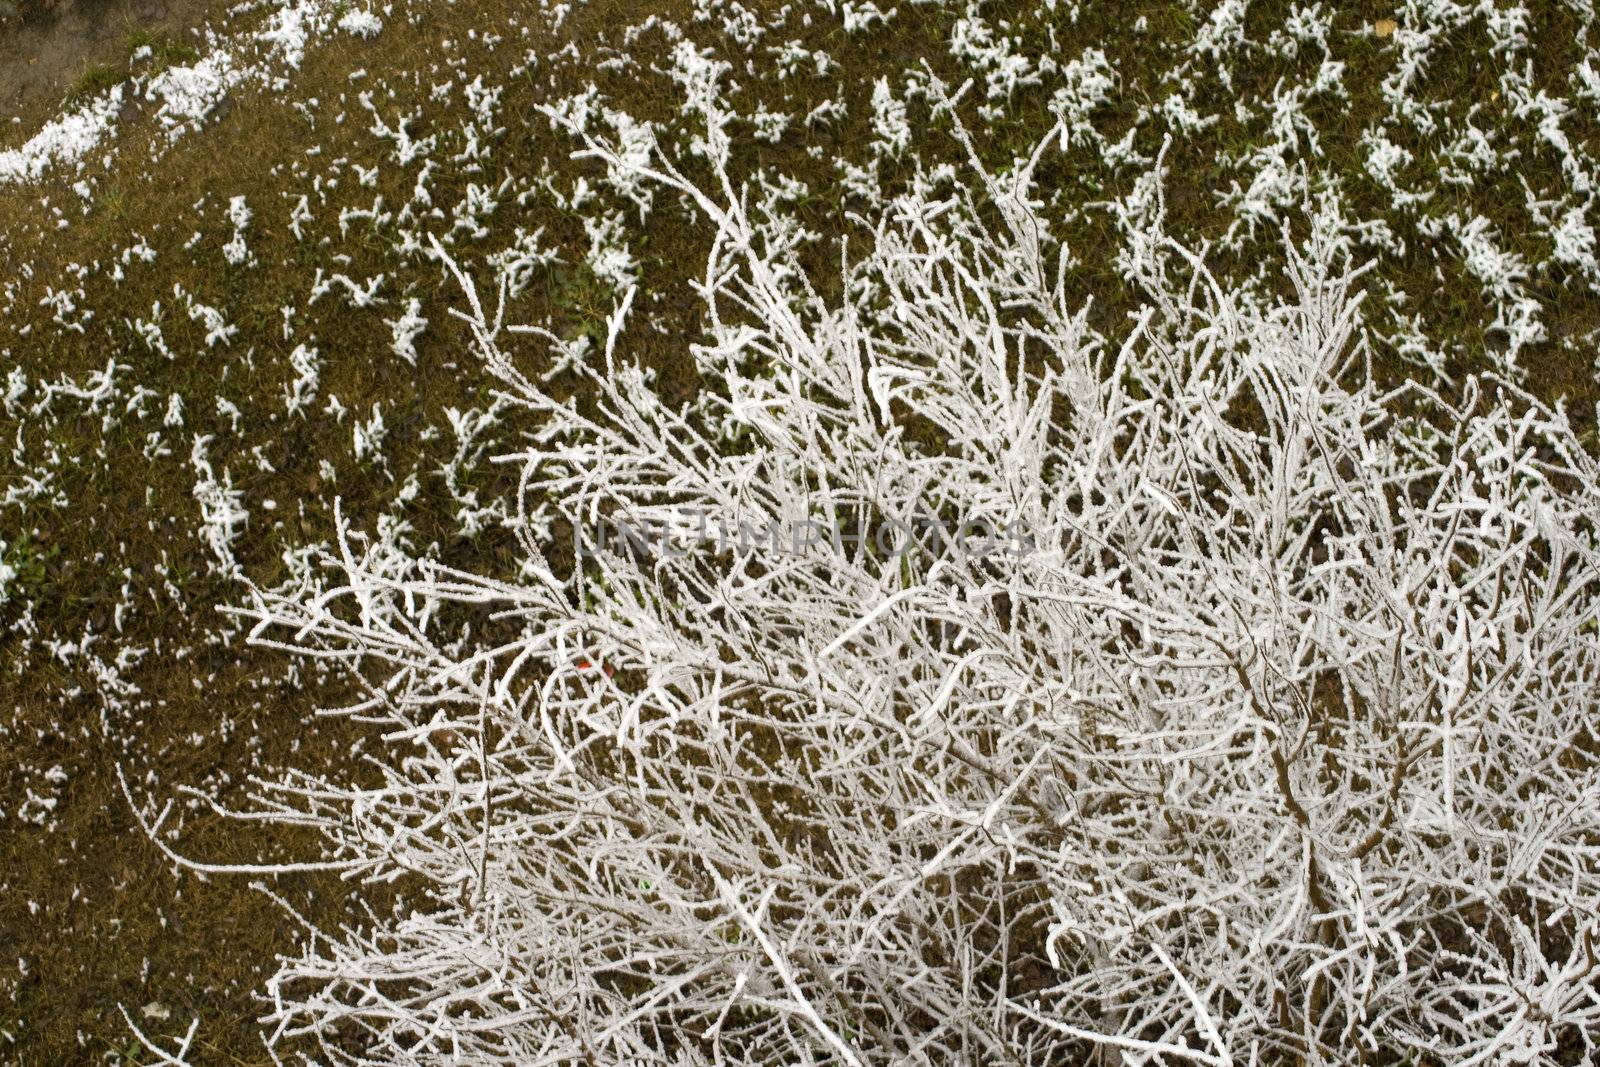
[
  {"left": 385, "top": 299, "right": 427, "bottom": 365},
  {"left": 209, "top": 105, "right": 1600, "bottom": 1066},
  {"left": 0, "top": 540, "right": 14, "bottom": 608},
  {"left": 2, "top": 0, "right": 344, "bottom": 184},
  {"left": 1551, "top": 207, "right": 1599, "bottom": 276},
  {"left": 284, "top": 343, "right": 321, "bottom": 415},
  {"left": 2, "top": 368, "right": 26, "bottom": 415},
  {"left": 1362, "top": 126, "right": 1414, "bottom": 191},
  {"left": 338, "top": 9, "right": 384, "bottom": 39},
  {"left": 1050, "top": 48, "right": 1116, "bottom": 148},
  {"left": 0, "top": 86, "right": 124, "bottom": 186},
  {"left": 222, "top": 196, "right": 253, "bottom": 266},
  {"left": 352, "top": 403, "right": 387, "bottom": 464},
  {"left": 180, "top": 289, "right": 238, "bottom": 348},
  {"left": 600, "top": 110, "right": 657, "bottom": 217},
  {"left": 869, "top": 77, "right": 910, "bottom": 158},
  {"left": 189, "top": 435, "right": 247, "bottom": 576},
  {"left": 257, "top": 0, "right": 331, "bottom": 68},
  {"left": 147, "top": 53, "right": 244, "bottom": 132},
  {"left": 583, "top": 210, "right": 638, "bottom": 291}
]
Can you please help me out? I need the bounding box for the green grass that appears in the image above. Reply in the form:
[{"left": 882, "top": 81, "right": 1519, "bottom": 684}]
[
  {"left": 57, "top": 27, "right": 204, "bottom": 108},
  {"left": 64, "top": 60, "right": 124, "bottom": 105},
  {"left": 124, "top": 28, "right": 199, "bottom": 74}
]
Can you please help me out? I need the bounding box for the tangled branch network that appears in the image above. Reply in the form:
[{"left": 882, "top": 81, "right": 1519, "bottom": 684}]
[{"left": 211, "top": 103, "right": 1600, "bottom": 1065}]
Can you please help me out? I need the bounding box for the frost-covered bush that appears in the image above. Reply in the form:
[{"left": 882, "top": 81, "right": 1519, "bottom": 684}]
[{"left": 217, "top": 115, "right": 1600, "bottom": 1065}]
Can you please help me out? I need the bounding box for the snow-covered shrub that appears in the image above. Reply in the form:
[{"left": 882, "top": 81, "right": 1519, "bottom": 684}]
[{"left": 217, "top": 114, "right": 1600, "bottom": 1065}]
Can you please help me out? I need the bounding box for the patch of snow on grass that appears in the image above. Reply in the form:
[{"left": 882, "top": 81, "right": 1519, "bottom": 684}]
[
  {"left": 339, "top": 9, "right": 385, "bottom": 39},
  {"left": 148, "top": 53, "right": 244, "bottom": 133},
  {"left": 0, "top": 86, "right": 125, "bottom": 186}
]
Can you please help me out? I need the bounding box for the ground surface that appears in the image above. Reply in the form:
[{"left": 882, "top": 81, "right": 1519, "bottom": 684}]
[
  {"left": 1, "top": 0, "right": 227, "bottom": 121},
  {"left": 1, "top": 0, "right": 1599, "bottom": 1061}
]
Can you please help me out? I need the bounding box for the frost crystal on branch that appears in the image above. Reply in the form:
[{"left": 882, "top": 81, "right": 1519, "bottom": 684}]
[{"left": 216, "top": 111, "right": 1600, "bottom": 1065}]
